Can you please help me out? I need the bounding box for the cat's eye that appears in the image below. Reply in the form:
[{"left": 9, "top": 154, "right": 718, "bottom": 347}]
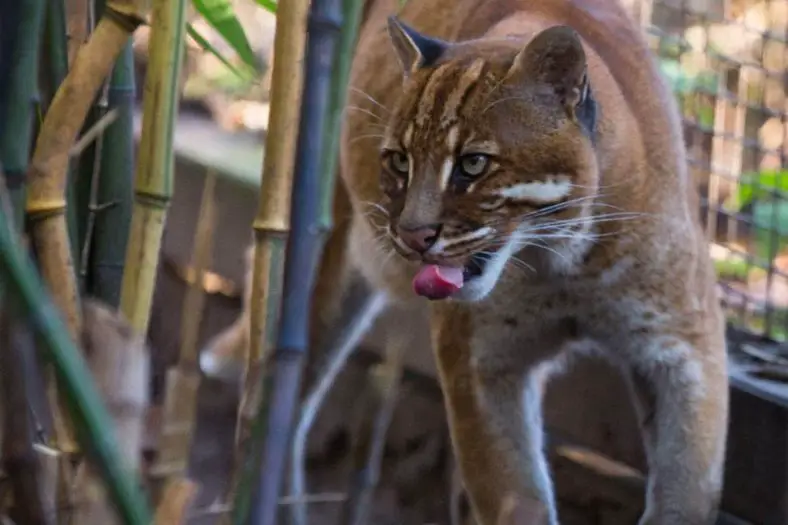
[
  {"left": 458, "top": 154, "right": 490, "bottom": 178},
  {"left": 389, "top": 152, "right": 410, "bottom": 175}
]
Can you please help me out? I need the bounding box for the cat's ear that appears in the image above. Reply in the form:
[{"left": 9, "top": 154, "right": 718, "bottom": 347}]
[
  {"left": 507, "top": 25, "right": 589, "bottom": 111},
  {"left": 387, "top": 16, "right": 448, "bottom": 75}
]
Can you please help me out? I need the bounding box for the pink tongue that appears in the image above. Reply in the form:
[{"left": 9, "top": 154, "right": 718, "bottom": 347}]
[{"left": 412, "top": 265, "right": 464, "bottom": 300}]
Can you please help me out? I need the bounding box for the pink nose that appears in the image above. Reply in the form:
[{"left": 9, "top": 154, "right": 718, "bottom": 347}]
[{"left": 397, "top": 223, "right": 441, "bottom": 253}]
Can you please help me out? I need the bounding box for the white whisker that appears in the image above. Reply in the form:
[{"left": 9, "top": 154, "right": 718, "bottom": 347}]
[
  {"left": 348, "top": 87, "right": 391, "bottom": 114},
  {"left": 349, "top": 133, "right": 386, "bottom": 145},
  {"left": 344, "top": 105, "right": 385, "bottom": 122}
]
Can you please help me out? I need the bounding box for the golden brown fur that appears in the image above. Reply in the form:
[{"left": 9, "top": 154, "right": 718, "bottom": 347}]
[
  {"left": 202, "top": 0, "right": 729, "bottom": 522},
  {"left": 335, "top": 0, "right": 728, "bottom": 523}
]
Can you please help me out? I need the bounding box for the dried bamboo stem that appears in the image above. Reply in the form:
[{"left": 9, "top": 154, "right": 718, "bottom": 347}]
[
  {"left": 149, "top": 171, "right": 216, "bottom": 490},
  {"left": 27, "top": 0, "right": 144, "bottom": 341},
  {"left": 24, "top": 3, "right": 145, "bottom": 521},
  {"left": 119, "top": 0, "right": 188, "bottom": 336}
]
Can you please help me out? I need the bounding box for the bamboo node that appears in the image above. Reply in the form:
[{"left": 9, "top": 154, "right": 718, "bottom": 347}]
[
  {"left": 104, "top": 2, "right": 148, "bottom": 31},
  {"left": 25, "top": 198, "right": 68, "bottom": 220},
  {"left": 134, "top": 190, "right": 172, "bottom": 209},
  {"left": 252, "top": 220, "right": 290, "bottom": 236}
]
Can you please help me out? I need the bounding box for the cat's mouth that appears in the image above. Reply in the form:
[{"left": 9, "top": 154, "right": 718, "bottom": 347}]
[{"left": 412, "top": 253, "right": 488, "bottom": 300}]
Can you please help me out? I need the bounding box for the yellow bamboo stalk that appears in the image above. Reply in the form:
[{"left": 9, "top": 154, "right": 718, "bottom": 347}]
[
  {"left": 119, "top": 0, "right": 188, "bottom": 337},
  {"left": 27, "top": 0, "right": 145, "bottom": 353},
  {"left": 234, "top": 0, "right": 309, "bottom": 457},
  {"left": 24, "top": 2, "right": 146, "bottom": 522},
  {"left": 222, "top": 0, "right": 309, "bottom": 516},
  {"left": 149, "top": 171, "right": 216, "bottom": 491}
]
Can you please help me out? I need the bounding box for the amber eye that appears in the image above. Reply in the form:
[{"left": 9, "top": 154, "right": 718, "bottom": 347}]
[
  {"left": 389, "top": 152, "right": 410, "bottom": 175},
  {"left": 459, "top": 154, "right": 490, "bottom": 177}
]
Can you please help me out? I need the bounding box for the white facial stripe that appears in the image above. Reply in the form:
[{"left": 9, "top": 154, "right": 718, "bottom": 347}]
[
  {"left": 494, "top": 177, "right": 572, "bottom": 204},
  {"left": 407, "top": 152, "right": 415, "bottom": 183},
  {"left": 403, "top": 122, "right": 414, "bottom": 148},
  {"left": 446, "top": 126, "right": 460, "bottom": 151},
  {"left": 430, "top": 226, "right": 493, "bottom": 253},
  {"left": 439, "top": 157, "right": 454, "bottom": 191}
]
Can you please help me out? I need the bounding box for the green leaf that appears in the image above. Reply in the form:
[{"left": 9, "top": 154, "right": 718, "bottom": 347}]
[
  {"left": 254, "top": 0, "right": 277, "bottom": 13},
  {"left": 752, "top": 200, "right": 788, "bottom": 260},
  {"left": 735, "top": 169, "right": 788, "bottom": 210},
  {"left": 186, "top": 23, "right": 253, "bottom": 81},
  {"left": 190, "top": 0, "right": 261, "bottom": 72}
]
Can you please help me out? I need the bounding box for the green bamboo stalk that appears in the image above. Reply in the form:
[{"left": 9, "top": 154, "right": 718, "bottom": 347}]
[
  {"left": 0, "top": 180, "right": 153, "bottom": 525},
  {"left": 119, "top": 0, "right": 188, "bottom": 337},
  {"left": 0, "top": 0, "right": 46, "bottom": 230},
  {"left": 14, "top": 2, "right": 82, "bottom": 521},
  {"left": 317, "top": 0, "right": 365, "bottom": 231},
  {"left": 90, "top": 41, "right": 135, "bottom": 307},
  {"left": 73, "top": 0, "right": 108, "bottom": 293}
]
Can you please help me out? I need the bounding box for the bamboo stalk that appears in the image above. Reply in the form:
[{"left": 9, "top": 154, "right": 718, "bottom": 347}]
[
  {"left": 26, "top": 4, "right": 145, "bottom": 522},
  {"left": 0, "top": 0, "right": 45, "bottom": 229},
  {"left": 0, "top": 171, "right": 152, "bottom": 525},
  {"left": 287, "top": 0, "right": 370, "bottom": 520},
  {"left": 76, "top": 81, "right": 111, "bottom": 294},
  {"left": 243, "top": 0, "right": 345, "bottom": 521},
  {"left": 222, "top": 0, "right": 310, "bottom": 519},
  {"left": 119, "top": 0, "right": 188, "bottom": 338},
  {"left": 316, "top": 0, "right": 366, "bottom": 234},
  {"left": 0, "top": 1, "right": 22, "bottom": 139},
  {"left": 149, "top": 171, "right": 216, "bottom": 492},
  {"left": 235, "top": 0, "right": 310, "bottom": 445},
  {"left": 27, "top": 0, "right": 145, "bottom": 342},
  {"left": 91, "top": 42, "right": 135, "bottom": 307}
]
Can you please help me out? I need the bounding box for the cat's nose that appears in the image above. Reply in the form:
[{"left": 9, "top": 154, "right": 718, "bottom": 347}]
[{"left": 397, "top": 223, "right": 442, "bottom": 253}]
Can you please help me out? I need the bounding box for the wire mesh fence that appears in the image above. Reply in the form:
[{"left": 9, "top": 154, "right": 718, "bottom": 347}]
[{"left": 639, "top": 0, "right": 788, "bottom": 349}]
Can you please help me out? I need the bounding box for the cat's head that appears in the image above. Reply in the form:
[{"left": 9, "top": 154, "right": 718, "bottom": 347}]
[{"left": 378, "top": 17, "right": 600, "bottom": 302}]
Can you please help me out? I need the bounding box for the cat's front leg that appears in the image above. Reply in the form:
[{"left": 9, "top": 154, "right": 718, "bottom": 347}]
[
  {"left": 431, "top": 306, "right": 558, "bottom": 525},
  {"left": 625, "top": 331, "right": 729, "bottom": 525}
]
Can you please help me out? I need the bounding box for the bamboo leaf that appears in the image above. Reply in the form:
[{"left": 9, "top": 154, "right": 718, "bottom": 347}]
[
  {"left": 190, "top": 0, "right": 261, "bottom": 72},
  {"left": 254, "top": 0, "right": 277, "bottom": 13},
  {"left": 186, "top": 22, "right": 253, "bottom": 81}
]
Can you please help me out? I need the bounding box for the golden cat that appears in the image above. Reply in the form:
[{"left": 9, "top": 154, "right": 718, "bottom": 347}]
[{"left": 202, "top": 0, "right": 729, "bottom": 522}]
